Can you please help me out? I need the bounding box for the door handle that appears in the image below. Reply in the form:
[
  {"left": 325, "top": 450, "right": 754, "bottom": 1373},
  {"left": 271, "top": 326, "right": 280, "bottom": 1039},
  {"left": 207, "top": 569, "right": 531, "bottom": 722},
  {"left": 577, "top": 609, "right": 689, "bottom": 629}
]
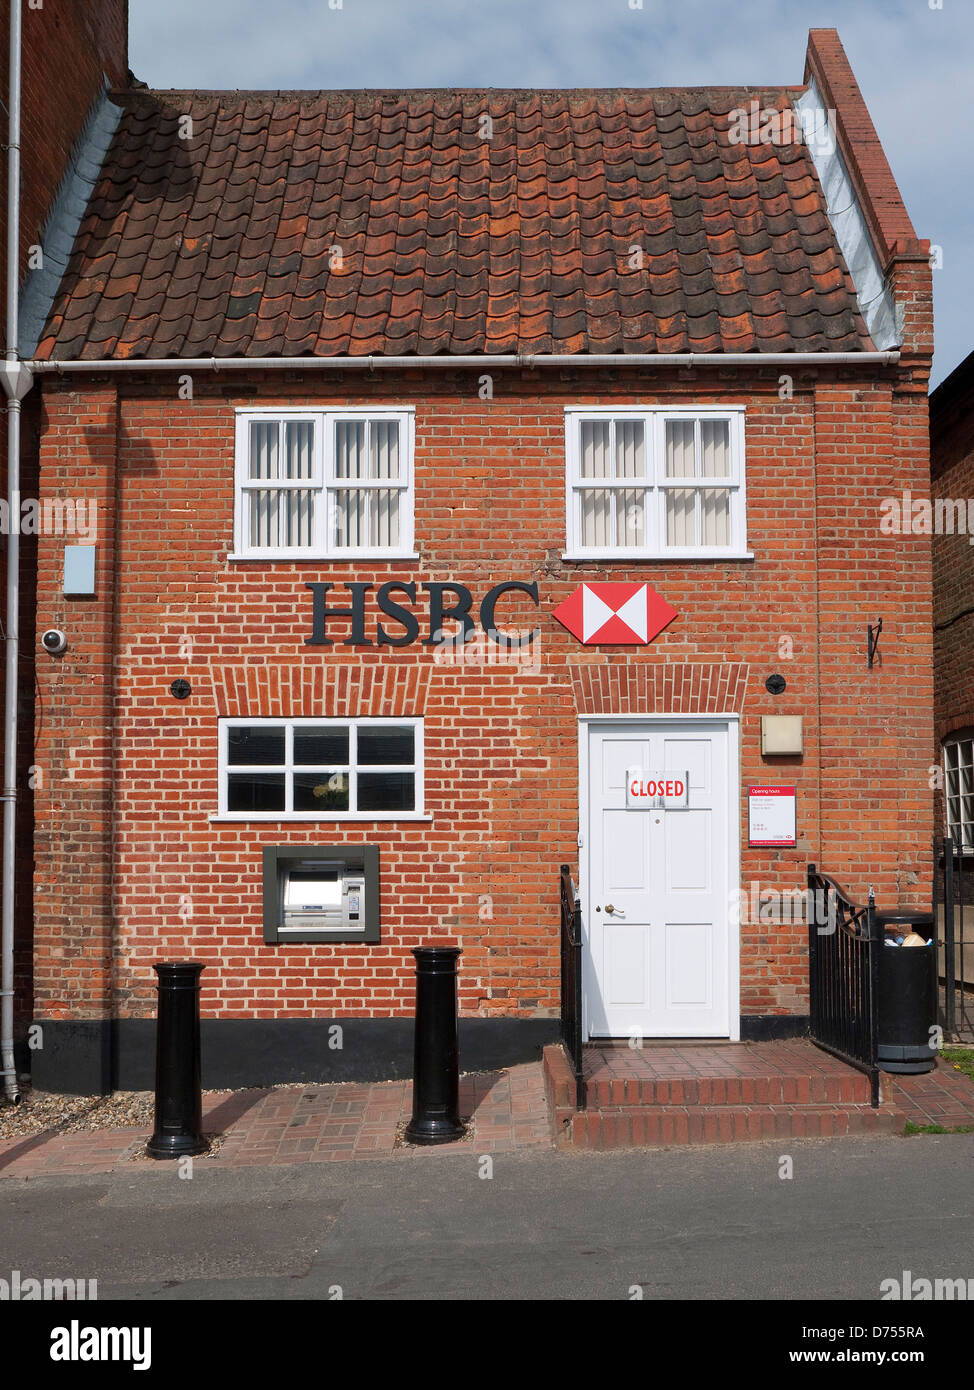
[{"left": 604, "top": 904, "right": 626, "bottom": 917}]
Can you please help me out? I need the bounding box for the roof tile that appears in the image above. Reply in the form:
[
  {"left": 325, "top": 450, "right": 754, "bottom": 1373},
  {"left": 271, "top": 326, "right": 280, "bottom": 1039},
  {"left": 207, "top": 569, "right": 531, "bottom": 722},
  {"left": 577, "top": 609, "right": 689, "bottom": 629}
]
[{"left": 34, "top": 86, "right": 874, "bottom": 358}]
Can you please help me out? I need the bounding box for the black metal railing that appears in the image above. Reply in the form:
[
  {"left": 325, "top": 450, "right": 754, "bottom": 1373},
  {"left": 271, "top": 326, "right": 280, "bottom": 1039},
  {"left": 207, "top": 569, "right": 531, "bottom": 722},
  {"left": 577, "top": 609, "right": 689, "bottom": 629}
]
[
  {"left": 807, "top": 863, "right": 880, "bottom": 1106},
  {"left": 559, "top": 863, "right": 586, "bottom": 1110},
  {"left": 936, "top": 836, "right": 971, "bottom": 1041}
]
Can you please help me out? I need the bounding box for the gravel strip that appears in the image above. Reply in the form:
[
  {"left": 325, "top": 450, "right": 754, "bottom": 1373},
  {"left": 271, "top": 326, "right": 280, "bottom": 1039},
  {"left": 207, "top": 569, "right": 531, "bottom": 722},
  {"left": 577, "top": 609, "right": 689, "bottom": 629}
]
[{"left": 0, "top": 1089, "right": 155, "bottom": 1140}]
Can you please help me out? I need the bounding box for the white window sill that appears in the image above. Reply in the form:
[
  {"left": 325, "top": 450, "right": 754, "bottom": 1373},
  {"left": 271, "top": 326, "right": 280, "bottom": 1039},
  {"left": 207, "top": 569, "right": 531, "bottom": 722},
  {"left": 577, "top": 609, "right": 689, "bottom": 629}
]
[
  {"left": 227, "top": 552, "right": 419, "bottom": 563},
  {"left": 210, "top": 813, "right": 432, "bottom": 823},
  {"left": 561, "top": 550, "right": 755, "bottom": 563}
]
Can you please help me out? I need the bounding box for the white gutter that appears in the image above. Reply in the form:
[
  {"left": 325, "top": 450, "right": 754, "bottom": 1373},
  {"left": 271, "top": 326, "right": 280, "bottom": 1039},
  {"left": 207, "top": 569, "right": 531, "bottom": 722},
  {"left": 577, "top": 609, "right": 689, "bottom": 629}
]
[
  {"left": 1, "top": 0, "right": 31, "bottom": 1104},
  {"left": 26, "top": 350, "right": 900, "bottom": 373}
]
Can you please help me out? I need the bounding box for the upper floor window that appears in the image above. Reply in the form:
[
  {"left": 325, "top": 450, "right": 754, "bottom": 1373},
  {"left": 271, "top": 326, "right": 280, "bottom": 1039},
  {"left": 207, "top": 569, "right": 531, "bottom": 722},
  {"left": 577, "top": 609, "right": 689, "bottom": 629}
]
[
  {"left": 564, "top": 408, "right": 747, "bottom": 559},
  {"left": 233, "top": 408, "right": 415, "bottom": 559},
  {"left": 944, "top": 734, "right": 974, "bottom": 851}
]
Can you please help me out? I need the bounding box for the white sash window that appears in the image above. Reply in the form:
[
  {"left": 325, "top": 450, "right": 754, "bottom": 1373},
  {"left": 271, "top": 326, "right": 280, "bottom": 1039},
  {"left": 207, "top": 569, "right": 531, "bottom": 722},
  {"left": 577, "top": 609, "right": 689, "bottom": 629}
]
[
  {"left": 565, "top": 408, "right": 747, "bottom": 559},
  {"left": 944, "top": 735, "right": 974, "bottom": 852},
  {"left": 233, "top": 408, "right": 415, "bottom": 559}
]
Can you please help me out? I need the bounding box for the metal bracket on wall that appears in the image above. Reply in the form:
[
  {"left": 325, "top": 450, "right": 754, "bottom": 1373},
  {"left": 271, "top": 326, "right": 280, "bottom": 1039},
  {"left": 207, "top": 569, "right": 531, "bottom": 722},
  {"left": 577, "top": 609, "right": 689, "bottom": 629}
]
[{"left": 867, "top": 617, "right": 883, "bottom": 668}]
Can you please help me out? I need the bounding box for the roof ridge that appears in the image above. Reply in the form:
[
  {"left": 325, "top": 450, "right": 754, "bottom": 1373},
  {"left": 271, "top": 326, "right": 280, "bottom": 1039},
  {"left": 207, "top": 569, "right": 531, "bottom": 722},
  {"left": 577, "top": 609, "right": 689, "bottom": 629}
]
[{"left": 109, "top": 84, "right": 809, "bottom": 101}]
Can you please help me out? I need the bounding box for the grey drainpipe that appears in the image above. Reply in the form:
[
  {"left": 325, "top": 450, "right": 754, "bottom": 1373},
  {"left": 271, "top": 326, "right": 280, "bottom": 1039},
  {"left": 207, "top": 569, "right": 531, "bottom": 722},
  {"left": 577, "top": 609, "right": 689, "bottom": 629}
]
[{"left": 1, "top": 0, "right": 31, "bottom": 1103}]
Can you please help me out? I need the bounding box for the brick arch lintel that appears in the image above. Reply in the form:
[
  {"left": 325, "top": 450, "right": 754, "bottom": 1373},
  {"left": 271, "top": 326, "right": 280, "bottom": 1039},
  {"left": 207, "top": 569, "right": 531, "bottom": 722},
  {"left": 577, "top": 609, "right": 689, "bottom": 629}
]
[
  {"left": 938, "top": 713, "right": 974, "bottom": 744},
  {"left": 209, "top": 663, "right": 432, "bottom": 719},
  {"left": 569, "top": 661, "right": 750, "bottom": 716}
]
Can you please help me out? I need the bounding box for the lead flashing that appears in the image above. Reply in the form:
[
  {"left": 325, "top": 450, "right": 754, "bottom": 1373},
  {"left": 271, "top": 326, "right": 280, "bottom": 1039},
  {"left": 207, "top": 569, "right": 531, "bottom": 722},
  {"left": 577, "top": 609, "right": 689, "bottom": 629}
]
[
  {"left": 795, "top": 80, "right": 899, "bottom": 351},
  {"left": 19, "top": 90, "right": 124, "bottom": 360}
]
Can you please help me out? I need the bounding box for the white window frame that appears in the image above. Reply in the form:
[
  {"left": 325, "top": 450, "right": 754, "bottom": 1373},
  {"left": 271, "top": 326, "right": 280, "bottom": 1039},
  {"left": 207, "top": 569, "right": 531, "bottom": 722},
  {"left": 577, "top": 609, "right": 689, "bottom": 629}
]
[
  {"left": 215, "top": 717, "right": 426, "bottom": 821},
  {"left": 231, "top": 407, "right": 416, "bottom": 560},
  {"left": 563, "top": 406, "right": 749, "bottom": 560},
  {"left": 943, "top": 733, "right": 974, "bottom": 852}
]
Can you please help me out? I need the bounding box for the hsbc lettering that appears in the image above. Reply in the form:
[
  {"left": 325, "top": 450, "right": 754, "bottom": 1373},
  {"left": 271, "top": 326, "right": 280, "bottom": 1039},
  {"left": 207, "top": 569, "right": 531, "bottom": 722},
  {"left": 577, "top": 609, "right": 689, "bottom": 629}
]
[{"left": 305, "top": 581, "right": 541, "bottom": 648}]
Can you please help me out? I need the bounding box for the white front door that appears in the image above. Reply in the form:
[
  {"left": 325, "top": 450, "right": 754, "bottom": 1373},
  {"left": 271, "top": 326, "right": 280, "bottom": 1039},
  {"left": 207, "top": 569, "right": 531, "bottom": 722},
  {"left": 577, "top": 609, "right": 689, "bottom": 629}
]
[{"left": 584, "top": 720, "right": 735, "bottom": 1039}]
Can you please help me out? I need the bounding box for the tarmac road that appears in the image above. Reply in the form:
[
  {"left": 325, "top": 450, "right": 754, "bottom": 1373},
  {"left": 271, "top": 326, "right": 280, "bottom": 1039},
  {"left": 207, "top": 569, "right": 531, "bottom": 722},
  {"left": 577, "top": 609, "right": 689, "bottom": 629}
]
[{"left": 1, "top": 1132, "right": 972, "bottom": 1302}]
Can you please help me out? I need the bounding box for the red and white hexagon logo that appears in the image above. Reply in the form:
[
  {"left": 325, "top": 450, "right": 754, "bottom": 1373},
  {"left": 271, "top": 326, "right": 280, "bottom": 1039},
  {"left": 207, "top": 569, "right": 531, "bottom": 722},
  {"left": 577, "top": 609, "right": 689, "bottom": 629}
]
[{"left": 552, "top": 581, "right": 678, "bottom": 645}]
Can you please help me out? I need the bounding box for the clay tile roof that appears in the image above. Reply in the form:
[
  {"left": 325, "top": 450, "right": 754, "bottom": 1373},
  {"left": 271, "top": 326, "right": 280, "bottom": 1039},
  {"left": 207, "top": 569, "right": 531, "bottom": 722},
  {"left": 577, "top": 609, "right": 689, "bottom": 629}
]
[{"left": 34, "top": 86, "right": 873, "bottom": 360}]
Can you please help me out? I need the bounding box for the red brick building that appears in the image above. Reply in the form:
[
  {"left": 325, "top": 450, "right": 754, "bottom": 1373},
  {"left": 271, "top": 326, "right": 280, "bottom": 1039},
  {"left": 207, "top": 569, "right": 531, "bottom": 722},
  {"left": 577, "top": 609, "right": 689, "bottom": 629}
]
[{"left": 17, "top": 28, "right": 934, "bottom": 1093}]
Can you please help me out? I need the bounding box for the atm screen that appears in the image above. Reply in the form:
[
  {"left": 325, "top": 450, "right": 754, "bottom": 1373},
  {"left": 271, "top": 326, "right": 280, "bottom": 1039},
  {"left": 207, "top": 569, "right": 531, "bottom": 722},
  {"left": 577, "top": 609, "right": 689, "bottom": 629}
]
[{"left": 284, "top": 867, "right": 341, "bottom": 911}]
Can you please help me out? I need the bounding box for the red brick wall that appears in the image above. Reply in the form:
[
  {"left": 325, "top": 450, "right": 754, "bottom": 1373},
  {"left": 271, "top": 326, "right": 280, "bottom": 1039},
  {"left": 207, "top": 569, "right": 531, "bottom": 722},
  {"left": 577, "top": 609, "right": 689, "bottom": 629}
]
[
  {"left": 32, "top": 365, "right": 934, "bottom": 1028},
  {"left": 0, "top": 2, "right": 127, "bottom": 1030}
]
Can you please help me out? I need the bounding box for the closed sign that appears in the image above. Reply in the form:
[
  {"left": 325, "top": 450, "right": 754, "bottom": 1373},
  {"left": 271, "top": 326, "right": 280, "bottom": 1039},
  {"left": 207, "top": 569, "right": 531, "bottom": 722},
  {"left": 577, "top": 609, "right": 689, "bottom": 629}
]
[{"left": 626, "top": 768, "right": 689, "bottom": 810}]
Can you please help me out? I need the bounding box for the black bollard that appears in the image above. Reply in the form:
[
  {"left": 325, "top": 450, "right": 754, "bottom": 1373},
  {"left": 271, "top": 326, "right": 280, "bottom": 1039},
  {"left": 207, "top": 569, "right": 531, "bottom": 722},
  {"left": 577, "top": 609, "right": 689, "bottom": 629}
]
[
  {"left": 405, "top": 946, "right": 464, "bottom": 1145},
  {"left": 146, "top": 962, "right": 209, "bottom": 1159}
]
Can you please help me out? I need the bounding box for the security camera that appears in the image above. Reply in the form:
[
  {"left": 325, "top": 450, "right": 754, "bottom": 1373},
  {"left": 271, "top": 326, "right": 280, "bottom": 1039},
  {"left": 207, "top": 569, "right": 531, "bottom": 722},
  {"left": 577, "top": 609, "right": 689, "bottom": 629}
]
[{"left": 41, "top": 629, "right": 67, "bottom": 656}]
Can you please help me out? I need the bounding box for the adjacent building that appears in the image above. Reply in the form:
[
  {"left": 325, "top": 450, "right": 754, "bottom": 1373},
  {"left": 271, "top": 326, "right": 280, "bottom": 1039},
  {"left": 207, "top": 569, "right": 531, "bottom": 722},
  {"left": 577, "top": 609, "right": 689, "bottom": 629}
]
[
  {"left": 1, "top": 0, "right": 128, "bottom": 1063},
  {"left": 931, "top": 349, "right": 974, "bottom": 856}
]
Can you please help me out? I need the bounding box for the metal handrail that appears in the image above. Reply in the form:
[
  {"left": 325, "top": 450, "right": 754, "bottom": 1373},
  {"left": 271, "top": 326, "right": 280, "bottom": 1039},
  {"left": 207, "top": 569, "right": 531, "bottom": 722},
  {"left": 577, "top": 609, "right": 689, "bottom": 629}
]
[
  {"left": 807, "top": 862, "right": 880, "bottom": 1106},
  {"left": 559, "top": 863, "right": 586, "bottom": 1110}
]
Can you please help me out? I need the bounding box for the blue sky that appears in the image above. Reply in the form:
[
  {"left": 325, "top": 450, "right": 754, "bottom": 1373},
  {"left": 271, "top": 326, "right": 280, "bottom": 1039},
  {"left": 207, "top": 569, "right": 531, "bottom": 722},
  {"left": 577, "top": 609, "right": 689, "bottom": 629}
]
[{"left": 129, "top": 0, "right": 971, "bottom": 387}]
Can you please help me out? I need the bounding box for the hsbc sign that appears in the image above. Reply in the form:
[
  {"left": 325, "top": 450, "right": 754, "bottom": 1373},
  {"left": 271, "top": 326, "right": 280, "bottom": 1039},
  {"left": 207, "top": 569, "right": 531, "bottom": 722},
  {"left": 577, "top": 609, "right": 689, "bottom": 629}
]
[
  {"left": 303, "top": 579, "right": 677, "bottom": 648},
  {"left": 552, "top": 582, "right": 678, "bottom": 645}
]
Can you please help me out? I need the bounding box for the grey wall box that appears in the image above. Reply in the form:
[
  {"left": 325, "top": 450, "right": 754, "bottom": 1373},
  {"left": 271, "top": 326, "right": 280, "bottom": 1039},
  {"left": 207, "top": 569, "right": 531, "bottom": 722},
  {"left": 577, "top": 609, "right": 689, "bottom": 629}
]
[
  {"left": 63, "top": 544, "right": 96, "bottom": 596},
  {"left": 262, "top": 845, "right": 380, "bottom": 944},
  {"left": 761, "top": 714, "right": 803, "bottom": 756}
]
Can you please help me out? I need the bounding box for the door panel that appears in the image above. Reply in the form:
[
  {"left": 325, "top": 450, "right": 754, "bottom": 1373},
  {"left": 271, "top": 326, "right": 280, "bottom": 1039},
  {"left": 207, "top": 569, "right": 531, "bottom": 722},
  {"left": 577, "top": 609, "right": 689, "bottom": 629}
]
[
  {"left": 606, "top": 923, "right": 645, "bottom": 1004},
  {"left": 664, "top": 921, "right": 713, "bottom": 1009},
  {"left": 664, "top": 811, "right": 710, "bottom": 892},
  {"left": 604, "top": 811, "right": 646, "bottom": 889},
  {"left": 585, "top": 720, "right": 732, "bottom": 1038},
  {"left": 602, "top": 740, "right": 647, "bottom": 793}
]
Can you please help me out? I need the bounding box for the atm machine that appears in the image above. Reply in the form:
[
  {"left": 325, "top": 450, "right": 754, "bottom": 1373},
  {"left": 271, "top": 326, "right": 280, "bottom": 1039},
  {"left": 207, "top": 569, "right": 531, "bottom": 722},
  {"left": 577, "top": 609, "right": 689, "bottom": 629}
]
[
  {"left": 262, "top": 846, "right": 379, "bottom": 944},
  {"left": 281, "top": 860, "right": 366, "bottom": 934}
]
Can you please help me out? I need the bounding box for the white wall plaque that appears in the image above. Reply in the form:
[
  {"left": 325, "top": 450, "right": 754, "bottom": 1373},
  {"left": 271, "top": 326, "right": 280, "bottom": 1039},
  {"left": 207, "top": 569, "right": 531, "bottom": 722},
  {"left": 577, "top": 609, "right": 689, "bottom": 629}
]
[{"left": 748, "top": 785, "right": 796, "bottom": 847}]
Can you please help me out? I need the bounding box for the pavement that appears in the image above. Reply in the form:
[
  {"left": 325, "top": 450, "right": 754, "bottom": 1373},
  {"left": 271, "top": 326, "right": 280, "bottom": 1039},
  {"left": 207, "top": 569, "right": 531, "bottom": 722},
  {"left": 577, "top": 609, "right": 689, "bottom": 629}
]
[
  {"left": 887, "top": 1060, "right": 974, "bottom": 1128},
  {"left": 0, "top": 1052, "right": 972, "bottom": 1181},
  {"left": 0, "top": 1064, "right": 552, "bottom": 1178}
]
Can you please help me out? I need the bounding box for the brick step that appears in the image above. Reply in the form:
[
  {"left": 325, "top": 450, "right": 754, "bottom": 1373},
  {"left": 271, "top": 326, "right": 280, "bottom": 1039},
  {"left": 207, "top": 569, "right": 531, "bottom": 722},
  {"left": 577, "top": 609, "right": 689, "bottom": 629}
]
[
  {"left": 543, "top": 1043, "right": 876, "bottom": 1113},
  {"left": 558, "top": 1102, "right": 905, "bottom": 1150}
]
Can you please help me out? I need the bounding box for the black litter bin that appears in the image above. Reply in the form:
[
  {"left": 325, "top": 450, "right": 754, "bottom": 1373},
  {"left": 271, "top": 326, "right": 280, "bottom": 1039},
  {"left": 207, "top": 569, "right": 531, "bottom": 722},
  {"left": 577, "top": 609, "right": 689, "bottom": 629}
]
[{"left": 876, "top": 911, "right": 938, "bottom": 1074}]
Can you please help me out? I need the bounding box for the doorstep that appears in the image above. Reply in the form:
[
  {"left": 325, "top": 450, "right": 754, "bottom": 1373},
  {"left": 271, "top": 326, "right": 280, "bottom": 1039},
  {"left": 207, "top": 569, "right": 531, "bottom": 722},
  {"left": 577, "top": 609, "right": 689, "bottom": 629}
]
[{"left": 544, "top": 1040, "right": 906, "bottom": 1150}]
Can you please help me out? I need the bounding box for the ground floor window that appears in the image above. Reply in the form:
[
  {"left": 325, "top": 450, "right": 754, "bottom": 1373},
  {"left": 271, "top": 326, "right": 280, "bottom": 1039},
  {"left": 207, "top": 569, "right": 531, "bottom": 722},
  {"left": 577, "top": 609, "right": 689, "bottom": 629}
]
[
  {"left": 944, "top": 733, "right": 974, "bottom": 851},
  {"left": 217, "top": 717, "right": 424, "bottom": 820}
]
